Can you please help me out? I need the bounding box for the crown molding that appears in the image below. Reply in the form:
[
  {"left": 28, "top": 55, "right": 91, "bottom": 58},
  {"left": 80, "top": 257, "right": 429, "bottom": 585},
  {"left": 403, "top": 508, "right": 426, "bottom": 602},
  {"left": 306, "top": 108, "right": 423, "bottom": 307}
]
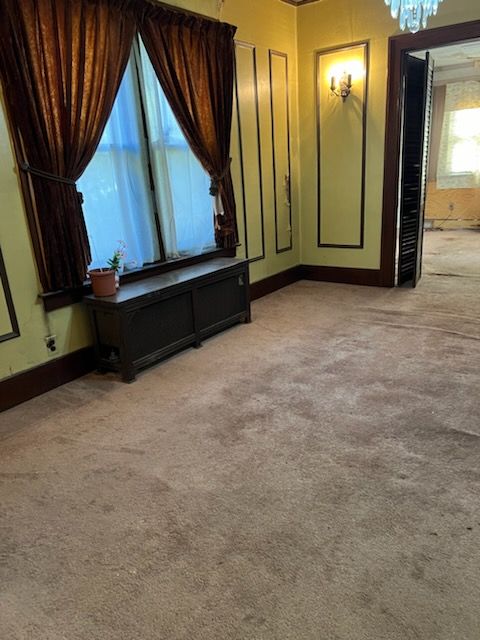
[{"left": 279, "top": 0, "right": 321, "bottom": 6}]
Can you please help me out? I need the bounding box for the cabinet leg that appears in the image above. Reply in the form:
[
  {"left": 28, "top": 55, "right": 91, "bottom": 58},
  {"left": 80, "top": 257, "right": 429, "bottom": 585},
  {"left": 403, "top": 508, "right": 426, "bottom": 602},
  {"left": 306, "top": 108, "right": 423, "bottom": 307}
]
[{"left": 121, "top": 367, "right": 136, "bottom": 383}]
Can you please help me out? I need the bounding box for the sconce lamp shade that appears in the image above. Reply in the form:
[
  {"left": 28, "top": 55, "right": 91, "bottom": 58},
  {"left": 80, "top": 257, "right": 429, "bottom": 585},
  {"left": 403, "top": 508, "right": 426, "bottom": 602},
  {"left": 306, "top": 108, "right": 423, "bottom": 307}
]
[{"left": 330, "top": 72, "right": 353, "bottom": 101}]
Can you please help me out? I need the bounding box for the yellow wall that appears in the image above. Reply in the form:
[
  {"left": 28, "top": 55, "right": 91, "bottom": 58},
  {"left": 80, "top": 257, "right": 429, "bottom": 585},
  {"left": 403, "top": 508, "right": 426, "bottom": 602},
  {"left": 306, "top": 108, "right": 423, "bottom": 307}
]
[
  {"left": 317, "top": 43, "right": 367, "bottom": 247},
  {"left": 0, "top": 93, "right": 93, "bottom": 379},
  {"left": 222, "top": 0, "right": 299, "bottom": 283},
  {"left": 425, "top": 181, "right": 480, "bottom": 229},
  {"left": 297, "top": 0, "right": 480, "bottom": 269}
]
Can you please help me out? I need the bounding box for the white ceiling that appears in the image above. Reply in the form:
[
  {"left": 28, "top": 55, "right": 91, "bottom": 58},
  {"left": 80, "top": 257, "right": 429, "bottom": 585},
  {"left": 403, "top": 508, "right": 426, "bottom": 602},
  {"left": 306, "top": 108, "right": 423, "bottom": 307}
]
[
  {"left": 415, "top": 41, "right": 480, "bottom": 68},
  {"left": 413, "top": 41, "right": 480, "bottom": 84}
]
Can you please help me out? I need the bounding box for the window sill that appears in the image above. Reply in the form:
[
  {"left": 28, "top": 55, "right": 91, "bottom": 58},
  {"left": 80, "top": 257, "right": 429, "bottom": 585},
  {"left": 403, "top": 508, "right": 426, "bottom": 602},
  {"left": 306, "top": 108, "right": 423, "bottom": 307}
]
[
  {"left": 443, "top": 172, "right": 475, "bottom": 177},
  {"left": 39, "top": 247, "right": 236, "bottom": 312}
]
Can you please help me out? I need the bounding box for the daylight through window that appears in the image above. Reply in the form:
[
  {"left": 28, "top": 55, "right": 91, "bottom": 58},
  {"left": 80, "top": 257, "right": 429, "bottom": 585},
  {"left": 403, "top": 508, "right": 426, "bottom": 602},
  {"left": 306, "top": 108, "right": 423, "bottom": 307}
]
[{"left": 77, "top": 39, "right": 215, "bottom": 271}]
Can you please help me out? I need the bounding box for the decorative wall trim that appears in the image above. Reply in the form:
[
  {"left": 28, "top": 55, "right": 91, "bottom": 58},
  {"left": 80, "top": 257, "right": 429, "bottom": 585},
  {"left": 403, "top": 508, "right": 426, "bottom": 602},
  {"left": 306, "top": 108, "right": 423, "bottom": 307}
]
[
  {"left": 268, "top": 49, "right": 293, "bottom": 254},
  {"left": 279, "top": 0, "right": 321, "bottom": 6},
  {"left": 251, "top": 263, "right": 384, "bottom": 300},
  {"left": 301, "top": 264, "right": 382, "bottom": 286},
  {"left": 0, "top": 346, "right": 95, "bottom": 413},
  {"left": 0, "top": 245, "right": 20, "bottom": 343},
  {"left": 250, "top": 265, "right": 302, "bottom": 300},
  {"left": 315, "top": 41, "right": 369, "bottom": 249},
  {"left": 234, "top": 40, "right": 266, "bottom": 263},
  {"left": 381, "top": 20, "right": 480, "bottom": 287}
]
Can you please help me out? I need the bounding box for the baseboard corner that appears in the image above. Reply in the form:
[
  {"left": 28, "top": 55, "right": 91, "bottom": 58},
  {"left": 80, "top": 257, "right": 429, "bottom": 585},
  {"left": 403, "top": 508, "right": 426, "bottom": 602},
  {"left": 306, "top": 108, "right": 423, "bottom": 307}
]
[{"left": 0, "top": 346, "right": 95, "bottom": 413}]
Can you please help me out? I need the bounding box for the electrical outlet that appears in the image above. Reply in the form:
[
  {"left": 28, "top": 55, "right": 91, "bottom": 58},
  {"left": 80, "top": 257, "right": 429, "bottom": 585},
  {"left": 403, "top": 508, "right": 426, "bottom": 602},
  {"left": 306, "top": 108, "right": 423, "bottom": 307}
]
[{"left": 45, "top": 334, "right": 57, "bottom": 355}]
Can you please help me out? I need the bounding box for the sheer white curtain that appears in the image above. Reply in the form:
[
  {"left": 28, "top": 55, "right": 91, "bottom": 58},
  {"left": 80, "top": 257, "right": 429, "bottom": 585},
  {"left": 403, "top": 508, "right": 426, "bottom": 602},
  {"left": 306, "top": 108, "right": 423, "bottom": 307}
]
[
  {"left": 137, "top": 41, "right": 215, "bottom": 258},
  {"left": 77, "top": 56, "right": 160, "bottom": 270},
  {"left": 437, "top": 81, "right": 480, "bottom": 190}
]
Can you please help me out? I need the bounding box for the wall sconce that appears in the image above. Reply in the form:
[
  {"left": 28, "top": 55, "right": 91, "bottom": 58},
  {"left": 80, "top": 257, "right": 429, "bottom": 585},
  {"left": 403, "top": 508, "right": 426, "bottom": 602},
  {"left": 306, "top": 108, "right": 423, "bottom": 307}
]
[{"left": 330, "top": 72, "right": 352, "bottom": 101}]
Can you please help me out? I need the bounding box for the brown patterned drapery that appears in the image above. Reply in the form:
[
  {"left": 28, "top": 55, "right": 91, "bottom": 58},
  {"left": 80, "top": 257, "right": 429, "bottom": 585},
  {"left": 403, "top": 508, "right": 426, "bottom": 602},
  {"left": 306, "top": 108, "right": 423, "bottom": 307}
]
[
  {"left": 138, "top": 5, "right": 238, "bottom": 248},
  {"left": 0, "top": 0, "right": 137, "bottom": 290}
]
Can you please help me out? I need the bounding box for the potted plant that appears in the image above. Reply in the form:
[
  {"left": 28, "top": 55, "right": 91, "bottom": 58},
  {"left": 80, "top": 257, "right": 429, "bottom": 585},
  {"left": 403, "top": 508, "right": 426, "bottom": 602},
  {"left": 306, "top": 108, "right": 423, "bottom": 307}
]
[
  {"left": 107, "top": 240, "right": 127, "bottom": 289},
  {"left": 88, "top": 241, "right": 126, "bottom": 297}
]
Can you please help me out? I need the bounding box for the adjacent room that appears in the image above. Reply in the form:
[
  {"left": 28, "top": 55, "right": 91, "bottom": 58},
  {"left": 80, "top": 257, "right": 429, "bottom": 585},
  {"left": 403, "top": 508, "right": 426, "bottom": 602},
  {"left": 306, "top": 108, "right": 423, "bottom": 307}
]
[
  {"left": 413, "top": 41, "right": 480, "bottom": 280},
  {"left": 1, "top": 1, "right": 479, "bottom": 638}
]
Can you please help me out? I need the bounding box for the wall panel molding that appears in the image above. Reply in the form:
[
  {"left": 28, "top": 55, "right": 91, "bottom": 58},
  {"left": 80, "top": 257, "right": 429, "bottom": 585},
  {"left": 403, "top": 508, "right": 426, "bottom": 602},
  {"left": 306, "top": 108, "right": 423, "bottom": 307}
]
[
  {"left": 0, "top": 245, "right": 19, "bottom": 343},
  {"left": 315, "top": 41, "right": 369, "bottom": 249},
  {"left": 279, "top": 0, "right": 321, "bottom": 6},
  {"left": 234, "top": 40, "right": 266, "bottom": 263},
  {"left": 269, "top": 49, "right": 293, "bottom": 254}
]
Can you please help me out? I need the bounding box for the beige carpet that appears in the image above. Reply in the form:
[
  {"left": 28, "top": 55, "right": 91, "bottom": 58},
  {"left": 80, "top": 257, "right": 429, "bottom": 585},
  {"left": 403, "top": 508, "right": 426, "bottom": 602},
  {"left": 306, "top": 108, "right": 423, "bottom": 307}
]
[
  {"left": 1, "top": 238, "right": 480, "bottom": 639},
  {"left": 423, "top": 228, "right": 480, "bottom": 279}
]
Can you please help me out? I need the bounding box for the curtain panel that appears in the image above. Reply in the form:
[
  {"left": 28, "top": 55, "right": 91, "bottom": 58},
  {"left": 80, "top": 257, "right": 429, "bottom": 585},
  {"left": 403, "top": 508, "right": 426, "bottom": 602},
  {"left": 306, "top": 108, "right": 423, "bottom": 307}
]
[
  {"left": 139, "top": 5, "right": 238, "bottom": 248},
  {"left": 0, "top": 0, "right": 238, "bottom": 291},
  {"left": 0, "top": 0, "right": 137, "bottom": 290}
]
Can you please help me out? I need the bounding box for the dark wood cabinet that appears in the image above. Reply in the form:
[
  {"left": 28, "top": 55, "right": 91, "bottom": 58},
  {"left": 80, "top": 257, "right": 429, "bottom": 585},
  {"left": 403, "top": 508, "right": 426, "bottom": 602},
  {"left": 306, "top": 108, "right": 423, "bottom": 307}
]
[{"left": 84, "top": 258, "right": 250, "bottom": 381}]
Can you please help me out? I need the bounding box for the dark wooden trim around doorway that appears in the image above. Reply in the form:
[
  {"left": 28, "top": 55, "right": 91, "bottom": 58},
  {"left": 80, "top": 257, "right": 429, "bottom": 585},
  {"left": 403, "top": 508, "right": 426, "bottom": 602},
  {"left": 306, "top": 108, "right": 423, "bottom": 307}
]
[{"left": 380, "top": 19, "right": 480, "bottom": 287}]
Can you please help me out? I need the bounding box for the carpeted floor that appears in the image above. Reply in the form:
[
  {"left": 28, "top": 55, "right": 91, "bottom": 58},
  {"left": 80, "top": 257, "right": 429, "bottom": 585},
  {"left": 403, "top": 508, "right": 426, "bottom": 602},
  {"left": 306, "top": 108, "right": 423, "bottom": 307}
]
[
  {"left": 1, "top": 232, "right": 479, "bottom": 639},
  {"left": 423, "top": 228, "right": 480, "bottom": 279}
]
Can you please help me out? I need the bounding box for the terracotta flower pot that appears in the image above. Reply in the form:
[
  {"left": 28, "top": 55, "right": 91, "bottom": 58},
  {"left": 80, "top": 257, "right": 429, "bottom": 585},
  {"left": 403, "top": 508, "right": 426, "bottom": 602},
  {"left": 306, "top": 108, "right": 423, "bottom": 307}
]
[{"left": 88, "top": 268, "right": 117, "bottom": 297}]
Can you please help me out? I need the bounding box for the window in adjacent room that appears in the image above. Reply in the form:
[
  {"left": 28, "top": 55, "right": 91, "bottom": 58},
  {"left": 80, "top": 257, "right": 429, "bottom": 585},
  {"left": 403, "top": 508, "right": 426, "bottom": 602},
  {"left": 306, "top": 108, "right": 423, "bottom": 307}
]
[
  {"left": 437, "top": 81, "right": 480, "bottom": 190},
  {"left": 447, "top": 107, "right": 480, "bottom": 174},
  {"left": 77, "top": 39, "right": 215, "bottom": 270}
]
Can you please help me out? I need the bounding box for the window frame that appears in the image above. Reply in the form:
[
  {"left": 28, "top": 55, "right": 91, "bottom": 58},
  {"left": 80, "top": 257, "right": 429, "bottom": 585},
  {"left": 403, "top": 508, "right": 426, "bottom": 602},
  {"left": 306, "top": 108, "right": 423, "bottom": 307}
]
[
  {"left": 446, "top": 107, "right": 480, "bottom": 177},
  {"left": 39, "top": 35, "right": 230, "bottom": 311}
]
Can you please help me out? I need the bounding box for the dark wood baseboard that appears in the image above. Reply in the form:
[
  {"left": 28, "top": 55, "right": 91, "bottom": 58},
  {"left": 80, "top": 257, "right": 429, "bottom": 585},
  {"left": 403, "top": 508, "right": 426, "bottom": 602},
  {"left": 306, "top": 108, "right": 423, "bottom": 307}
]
[
  {"left": 2, "top": 264, "right": 384, "bottom": 411},
  {"left": 301, "top": 265, "right": 384, "bottom": 287},
  {"left": 251, "top": 263, "right": 384, "bottom": 300},
  {"left": 0, "top": 346, "right": 95, "bottom": 413},
  {"left": 250, "top": 265, "right": 302, "bottom": 300}
]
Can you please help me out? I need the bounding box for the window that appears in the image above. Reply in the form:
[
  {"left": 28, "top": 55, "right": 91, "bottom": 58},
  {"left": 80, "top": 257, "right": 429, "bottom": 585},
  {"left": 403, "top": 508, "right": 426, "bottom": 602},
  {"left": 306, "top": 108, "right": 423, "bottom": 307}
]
[
  {"left": 436, "top": 81, "right": 480, "bottom": 190},
  {"left": 77, "top": 39, "right": 215, "bottom": 271},
  {"left": 447, "top": 108, "right": 480, "bottom": 175}
]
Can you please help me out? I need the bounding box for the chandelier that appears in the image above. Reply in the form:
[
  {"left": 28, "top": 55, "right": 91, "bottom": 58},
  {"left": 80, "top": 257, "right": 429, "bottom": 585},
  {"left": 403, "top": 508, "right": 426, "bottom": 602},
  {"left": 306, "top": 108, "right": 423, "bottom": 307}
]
[{"left": 384, "top": 0, "right": 444, "bottom": 33}]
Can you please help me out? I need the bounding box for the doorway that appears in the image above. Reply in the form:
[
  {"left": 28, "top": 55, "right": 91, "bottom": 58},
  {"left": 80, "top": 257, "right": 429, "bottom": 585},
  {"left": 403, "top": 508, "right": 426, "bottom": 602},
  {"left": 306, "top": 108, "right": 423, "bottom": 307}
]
[
  {"left": 398, "top": 41, "right": 480, "bottom": 286},
  {"left": 380, "top": 19, "right": 480, "bottom": 287},
  {"left": 420, "top": 42, "right": 480, "bottom": 282}
]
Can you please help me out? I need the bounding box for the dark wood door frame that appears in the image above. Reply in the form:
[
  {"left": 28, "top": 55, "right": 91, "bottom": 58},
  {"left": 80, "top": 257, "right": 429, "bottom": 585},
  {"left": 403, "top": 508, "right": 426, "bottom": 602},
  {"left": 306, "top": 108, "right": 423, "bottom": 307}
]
[{"left": 380, "top": 19, "right": 480, "bottom": 287}]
